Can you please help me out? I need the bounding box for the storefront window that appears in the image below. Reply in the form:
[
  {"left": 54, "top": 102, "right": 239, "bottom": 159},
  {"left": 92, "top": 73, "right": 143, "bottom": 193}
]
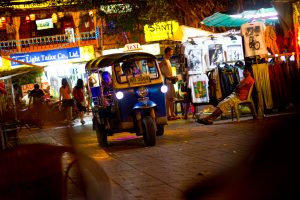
[{"left": 43, "top": 63, "right": 86, "bottom": 98}]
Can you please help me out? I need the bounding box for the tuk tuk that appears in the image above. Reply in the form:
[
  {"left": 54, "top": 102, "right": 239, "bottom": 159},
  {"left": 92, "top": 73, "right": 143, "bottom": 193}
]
[{"left": 85, "top": 52, "right": 168, "bottom": 147}]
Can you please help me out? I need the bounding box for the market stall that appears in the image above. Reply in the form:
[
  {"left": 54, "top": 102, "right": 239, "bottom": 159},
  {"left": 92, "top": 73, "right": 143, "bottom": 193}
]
[
  {"left": 200, "top": 6, "right": 300, "bottom": 118},
  {"left": 0, "top": 59, "right": 44, "bottom": 150}
]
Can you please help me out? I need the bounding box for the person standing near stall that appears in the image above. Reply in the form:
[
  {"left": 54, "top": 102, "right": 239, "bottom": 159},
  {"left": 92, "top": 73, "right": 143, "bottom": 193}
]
[
  {"left": 159, "top": 47, "right": 180, "bottom": 120},
  {"left": 73, "top": 79, "right": 86, "bottom": 125},
  {"left": 28, "top": 84, "right": 44, "bottom": 128},
  {"left": 59, "top": 78, "right": 73, "bottom": 126}
]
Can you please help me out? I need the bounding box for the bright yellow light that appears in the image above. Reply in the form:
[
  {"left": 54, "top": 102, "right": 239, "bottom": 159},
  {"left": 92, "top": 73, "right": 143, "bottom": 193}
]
[
  {"left": 144, "top": 21, "right": 179, "bottom": 42},
  {"left": 29, "top": 14, "right": 35, "bottom": 21},
  {"left": 89, "top": 10, "right": 94, "bottom": 17},
  {"left": 52, "top": 13, "right": 58, "bottom": 23},
  {"left": 58, "top": 12, "right": 64, "bottom": 18}
]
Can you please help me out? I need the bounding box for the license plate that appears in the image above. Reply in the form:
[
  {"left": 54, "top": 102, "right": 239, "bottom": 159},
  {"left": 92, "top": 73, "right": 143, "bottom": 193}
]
[{"left": 128, "top": 76, "right": 150, "bottom": 85}]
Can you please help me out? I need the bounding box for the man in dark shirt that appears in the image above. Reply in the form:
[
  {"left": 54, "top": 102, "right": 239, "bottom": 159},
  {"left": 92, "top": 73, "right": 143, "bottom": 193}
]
[{"left": 28, "top": 84, "right": 44, "bottom": 128}]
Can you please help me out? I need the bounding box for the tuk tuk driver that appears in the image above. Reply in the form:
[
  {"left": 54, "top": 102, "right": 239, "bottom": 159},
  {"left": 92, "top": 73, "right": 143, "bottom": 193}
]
[
  {"left": 99, "top": 71, "right": 115, "bottom": 129},
  {"left": 101, "top": 71, "right": 114, "bottom": 107}
]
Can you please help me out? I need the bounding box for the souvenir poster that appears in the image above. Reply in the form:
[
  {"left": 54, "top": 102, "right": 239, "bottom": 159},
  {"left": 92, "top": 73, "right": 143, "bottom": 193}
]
[
  {"left": 193, "top": 80, "right": 207, "bottom": 99},
  {"left": 188, "top": 74, "right": 210, "bottom": 103},
  {"left": 184, "top": 43, "right": 205, "bottom": 73},
  {"left": 241, "top": 22, "right": 268, "bottom": 57},
  {"left": 226, "top": 44, "right": 244, "bottom": 62},
  {"left": 208, "top": 44, "right": 224, "bottom": 66}
]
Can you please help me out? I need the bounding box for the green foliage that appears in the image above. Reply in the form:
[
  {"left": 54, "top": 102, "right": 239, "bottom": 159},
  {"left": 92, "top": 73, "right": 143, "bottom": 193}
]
[
  {"left": 77, "top": 0, "right": 181, "bottom": 35},
  {"left": 0, "top": 67, "right": 43, "bottom": 86}
]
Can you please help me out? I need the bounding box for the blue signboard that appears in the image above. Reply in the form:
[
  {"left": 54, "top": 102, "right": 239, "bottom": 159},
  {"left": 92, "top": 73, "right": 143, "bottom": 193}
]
[{"left": 10, "top": 47, "right": 81, "bottom": 67}]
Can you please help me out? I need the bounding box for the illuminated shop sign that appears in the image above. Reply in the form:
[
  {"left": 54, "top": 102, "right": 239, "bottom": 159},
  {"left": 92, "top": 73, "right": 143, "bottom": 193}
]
[
  {"left": 124, "top": 43, "right": 142, "bottom": 51},
  {"left": 10, "top": 47, "right": 80, "bottom": 67},
  {"left": 36, "top": 18, "right": 54, "bottom": 30},
  {"left": 100, "top": 3, "right": 132, "bottom": 14},
  {"left": 102, "top": 43, "right": 160, "bottom": 56},
  {"left": 144, "top": 21, "right": 179, "bottom": 42}
]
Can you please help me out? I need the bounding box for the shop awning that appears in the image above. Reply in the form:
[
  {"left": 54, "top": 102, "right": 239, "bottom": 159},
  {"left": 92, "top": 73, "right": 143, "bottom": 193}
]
[
  {"left": 170, "top": 25, "right": 212, "bottom": 43},
  {"left": 201, "top": 7, "right": 278, "bottom": 27},
  {"left": 85, "top": 52, "right": 156, "bottom": 71}
]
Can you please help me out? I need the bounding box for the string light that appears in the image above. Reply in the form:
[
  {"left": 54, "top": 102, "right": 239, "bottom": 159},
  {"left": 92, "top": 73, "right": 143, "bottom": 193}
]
[
  {"left": 25, "top": 16, "right": 30, "bottom": 22},
  {"left": 89, "top": 10, "right": 94, "bottom": 17},
  {"left": 58, "top": 12, "right": 64, "bottom": 18}
]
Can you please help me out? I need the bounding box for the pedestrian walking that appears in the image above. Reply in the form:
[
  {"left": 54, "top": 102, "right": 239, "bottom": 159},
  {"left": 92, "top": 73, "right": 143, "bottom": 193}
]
[
  {"left": 59, "top": 78, "right": 73, "bottom": 126},
  {"left": 73, "top": 79, "right": 86, "bottom": 125}
]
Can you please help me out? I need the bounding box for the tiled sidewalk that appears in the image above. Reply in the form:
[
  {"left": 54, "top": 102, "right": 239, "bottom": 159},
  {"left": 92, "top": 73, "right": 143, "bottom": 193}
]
[{"left": 17, "top": 110, "right": 300, "bottom": 200}]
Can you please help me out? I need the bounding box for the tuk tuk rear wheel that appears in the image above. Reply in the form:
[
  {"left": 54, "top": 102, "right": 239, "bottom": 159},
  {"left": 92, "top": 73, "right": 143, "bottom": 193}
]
[
  {"left": 142, "top": 116, "right": 156, "bottom": 146},
  {"left": 156, "top": 125, "right": 164, "bottom": 136},
  {"left": 95, "top": 124, "right": 108, "bottom": 147}
]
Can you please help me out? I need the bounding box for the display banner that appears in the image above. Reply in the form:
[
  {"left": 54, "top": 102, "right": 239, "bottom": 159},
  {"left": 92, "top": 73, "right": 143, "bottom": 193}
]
[
  {"left": 10, "top": 47, "right": 81, "bottom": 67},
  {"left": 144, "top": 21, "right": 179, "bottom": 42}
]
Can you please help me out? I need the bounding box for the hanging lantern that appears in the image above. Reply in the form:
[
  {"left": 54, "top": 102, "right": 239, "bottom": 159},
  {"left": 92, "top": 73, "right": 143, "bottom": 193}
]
[
  {"left": 25, "top": 16, "right": 30, "bottom": 22},
  {"left": 1, "top": 17, "right": 5, "bottom": 23},
  {"left": 89, "top": 10, "right": 94, "bottom": 17},
  {"left": 29, "top": 14, "right": 35, "bottom": 21},
  {"left": 58, "top": 12, "right": 64, "bottom": 18},
  {"left": 52, "top": 13, "right": 58, "bottom": 23},
  {"left": 0, "top": 19, "right": 2, "bottom": 28}
]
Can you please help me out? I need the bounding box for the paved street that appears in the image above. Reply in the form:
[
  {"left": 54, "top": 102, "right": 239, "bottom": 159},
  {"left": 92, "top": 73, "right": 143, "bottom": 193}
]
[{"left": 18, "top": 111, "right": 300, "bottom": 200}]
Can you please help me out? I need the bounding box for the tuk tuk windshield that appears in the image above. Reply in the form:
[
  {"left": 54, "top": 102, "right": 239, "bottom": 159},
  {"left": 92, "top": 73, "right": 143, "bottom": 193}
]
[{"left": 114, "top": 58, "right": 159, "bottom": 85}]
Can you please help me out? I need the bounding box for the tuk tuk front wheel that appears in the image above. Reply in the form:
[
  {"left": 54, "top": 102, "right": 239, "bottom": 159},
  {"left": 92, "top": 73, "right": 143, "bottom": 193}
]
[
  {"left": 95, "top": 124, "right": 108, "bottom": 147},
  {"left": 142, "top": 116, "right": 156, "bottom": 146},
  {"left": 156, "top": 125, "right": 164, "bottom": 136}
]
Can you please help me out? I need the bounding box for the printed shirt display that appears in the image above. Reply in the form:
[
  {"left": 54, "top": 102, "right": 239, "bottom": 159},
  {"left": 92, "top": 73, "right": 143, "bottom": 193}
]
[
  {"left": 223, "top": 36, "right": 244, "bottom": 62},
  {"left": 203, "top": 39, "right": 226, "bottom": 70},
  {"left": 241, "top": 21, "right": 268, "bottom": 57},
  {"left": 182, "top": 41, "right": 206, "bottom": 73},
  {"left": 188, "top": 74, "right": 209, "bottom": 103}
]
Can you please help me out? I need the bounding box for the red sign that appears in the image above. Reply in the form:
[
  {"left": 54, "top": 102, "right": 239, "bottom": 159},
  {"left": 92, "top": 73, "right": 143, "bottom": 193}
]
[{"left": 21, "top": 84, "right": 34, "bottom": 97}]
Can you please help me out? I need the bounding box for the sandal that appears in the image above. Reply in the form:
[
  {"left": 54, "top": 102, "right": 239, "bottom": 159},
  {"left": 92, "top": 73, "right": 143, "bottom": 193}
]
[
  {"left": 167, "top": 116, "right": 176, "bottom": 121},
  {"left": 173, "top": 116, "right": 181, "bottom": 120}
]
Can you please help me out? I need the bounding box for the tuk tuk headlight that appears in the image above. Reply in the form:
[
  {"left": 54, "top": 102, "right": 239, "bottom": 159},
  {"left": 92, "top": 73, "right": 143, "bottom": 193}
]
[
  {"left": 137, "top": 87, "right": 148, "bottom": 97},
  {"left": 116, "top": 91, "right": 124, "bottom": 100},
  {"left": 161, "top": 85, "right": 168, "bottom": 93}
]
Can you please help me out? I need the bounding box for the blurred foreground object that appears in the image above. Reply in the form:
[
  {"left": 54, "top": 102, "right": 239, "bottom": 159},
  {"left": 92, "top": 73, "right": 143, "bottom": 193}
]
[
  {"left": 184, "top": 113, "right": 300, "bottom": 200},
  {"left": 0, "top": 143, "right": 111, "bottom": 200}
]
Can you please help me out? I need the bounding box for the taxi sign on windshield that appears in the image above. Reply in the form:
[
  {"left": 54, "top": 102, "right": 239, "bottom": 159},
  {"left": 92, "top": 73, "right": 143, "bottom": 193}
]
[{"left": 128, "top": 75, "right": 150, "bottom": 85}]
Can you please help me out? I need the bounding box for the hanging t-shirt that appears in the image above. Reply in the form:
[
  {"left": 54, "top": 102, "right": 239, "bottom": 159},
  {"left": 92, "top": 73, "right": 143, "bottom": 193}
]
[
  {"left": 182, "top": 41, "right": 206, "bottom": 73},
  {"left": 223, "top": 36, "right": 244, "bottom": 62},
  {"left": 240, "top": 22, "right": 268, "bottom": 57},
  {"left": 203, "top": 39, "right": 225, "bottom": 70},
  {"left": 188, "top": 74, "right": 209, "bottom": 103}
]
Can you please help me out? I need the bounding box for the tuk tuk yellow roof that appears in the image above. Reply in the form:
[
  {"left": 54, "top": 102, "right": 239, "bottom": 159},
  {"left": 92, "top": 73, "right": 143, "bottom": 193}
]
[{"left": 85, "top": 52, "right": 157, "bottom": 71}]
